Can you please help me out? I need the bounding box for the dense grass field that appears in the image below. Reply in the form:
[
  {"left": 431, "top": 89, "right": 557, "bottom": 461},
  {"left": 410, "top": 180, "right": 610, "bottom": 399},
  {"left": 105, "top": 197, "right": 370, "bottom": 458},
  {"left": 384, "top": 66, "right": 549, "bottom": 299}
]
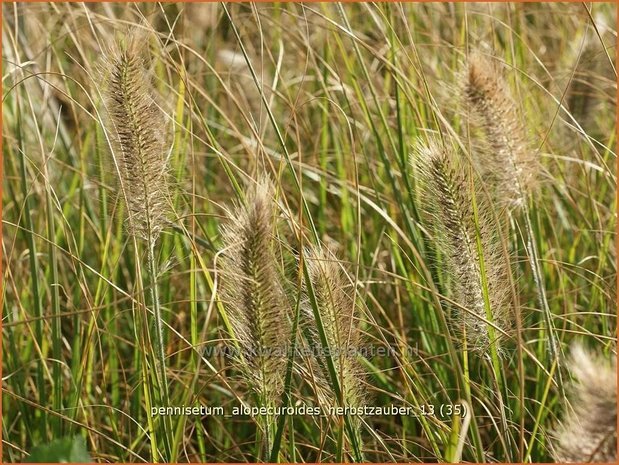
[{"left": 2, "top": 2, "right": 617, "bottom": 463}]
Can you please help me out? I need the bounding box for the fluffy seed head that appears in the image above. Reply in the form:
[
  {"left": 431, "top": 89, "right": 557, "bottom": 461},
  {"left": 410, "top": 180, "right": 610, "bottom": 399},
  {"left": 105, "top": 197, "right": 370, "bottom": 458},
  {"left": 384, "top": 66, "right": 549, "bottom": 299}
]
[
  {"left": 219, "top": 177, "right": 290, "bottom": 406},
  {"left": 464, "top": 52, "right": 537, "bottom": 209},
  {"left": 553, "top": 344, "right": 617, "bottom": 463},
  {"left": 303, "top": 246, "right": 366, "bottom": 419},
  {"left": 104, "top": 34, "right": 170, "bottom": 243},
  {"left": 412, "top": 138, "right": 512, "bottom": 352}
]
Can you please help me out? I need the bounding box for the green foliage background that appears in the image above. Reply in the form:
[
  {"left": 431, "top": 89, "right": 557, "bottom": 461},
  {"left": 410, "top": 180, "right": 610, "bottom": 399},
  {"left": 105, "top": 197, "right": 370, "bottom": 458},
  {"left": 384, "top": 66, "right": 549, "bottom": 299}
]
[{"left": 3, "top": 2, "right": 616, "bottom": 462}]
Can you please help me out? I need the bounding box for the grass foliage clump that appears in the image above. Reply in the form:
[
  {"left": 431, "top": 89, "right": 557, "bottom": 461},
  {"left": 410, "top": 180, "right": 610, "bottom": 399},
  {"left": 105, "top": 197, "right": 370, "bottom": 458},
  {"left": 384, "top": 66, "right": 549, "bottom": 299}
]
[{"left": 2, "top": 3, "right": 616, "bottom": 463}]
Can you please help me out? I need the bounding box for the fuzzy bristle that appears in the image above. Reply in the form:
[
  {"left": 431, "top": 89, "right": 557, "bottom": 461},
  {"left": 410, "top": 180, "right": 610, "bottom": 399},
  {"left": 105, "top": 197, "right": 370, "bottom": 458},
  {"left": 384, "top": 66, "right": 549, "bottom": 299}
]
[
  {"left": 553, "top": 344, "right": 617, "bottom": 463},
  {"left": 104, "top": 35, "right": 170, "bottom": 243},
  {"left": 412, "top": 138, "right": 511, "bottom": 352},
  {"left": 219, "top": 177, "right": 290, "bottom": 406},
  {"left": 303, "top": 246, "right": 366, "bottom": 425},
  {"left": 464, "top": 52, "right": 537, "bottom": 209}
]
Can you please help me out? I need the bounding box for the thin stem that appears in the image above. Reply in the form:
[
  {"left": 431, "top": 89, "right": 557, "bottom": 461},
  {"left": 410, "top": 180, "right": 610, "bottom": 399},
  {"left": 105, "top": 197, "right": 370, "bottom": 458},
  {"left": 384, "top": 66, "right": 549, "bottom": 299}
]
[
  {"left": 521, "top": 204, "right": 566, "bottom": 398},
  {"left": 146, "top": 238, "right": 173, "bottom": 460},
  {"left": 147, "top": 241, "right": 168, "bottom": 399}
]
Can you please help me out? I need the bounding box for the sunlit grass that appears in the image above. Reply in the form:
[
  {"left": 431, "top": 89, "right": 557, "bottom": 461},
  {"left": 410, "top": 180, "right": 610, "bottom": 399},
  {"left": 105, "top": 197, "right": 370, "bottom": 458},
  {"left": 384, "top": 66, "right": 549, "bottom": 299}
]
[{"left": 2, "top": 2, "right": 616, "bottom": 462}]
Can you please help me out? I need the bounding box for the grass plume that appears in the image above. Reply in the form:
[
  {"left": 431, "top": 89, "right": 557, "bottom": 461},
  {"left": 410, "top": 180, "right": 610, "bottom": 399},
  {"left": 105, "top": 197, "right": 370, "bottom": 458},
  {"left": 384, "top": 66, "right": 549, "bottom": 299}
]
[
  {"left": 412, "top": 138, "right": 511, "bottom": 353},
  {"left": 104, "top": 34, "right": 170, "bottom": 244},
  {"left": 303, "top": 246, "right": 366, "bottom": 459},
  {"left": 465, "top": 51, "right": 565, "bottom": 392},
  {"left": 464, "top": 52, "right": 537, "bottom": 209},
  {"left": 552, "top": 344, "right": 617, "bottom": 463},
  {"left": 102, "top": 33, "right": 174, "bottom": 459},
  {"left": 218, "top": 177, "right": 291, "bottom": 454}
]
